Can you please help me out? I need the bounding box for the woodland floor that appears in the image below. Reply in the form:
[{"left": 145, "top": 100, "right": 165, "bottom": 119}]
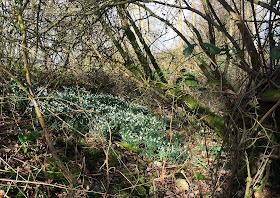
[{"left": 0, "top": 103, "right": 279, "bottom": 197}]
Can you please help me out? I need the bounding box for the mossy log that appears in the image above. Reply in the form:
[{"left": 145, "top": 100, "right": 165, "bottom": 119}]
[
  {"left": 260, "top": 89, "right": 280, "bottom": 102},
  {"left": 156, "top": 83, "right": 227, "bottom": 137}
]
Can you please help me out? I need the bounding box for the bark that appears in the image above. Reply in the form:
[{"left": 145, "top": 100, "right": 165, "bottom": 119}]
[
  {"left": 217, "top": 0, "right": 262, "bottom": 74},
  {"left": 101, "top": 16, "right": 145, "bottom": 80},
  {"left": 248, "top": 0, "right": 280, "bottom": 15},
  {"left": 125, "top": 8, "right": 167, "bottom": 83},
  {"left": 117, "top": 6, "right": 154, "bottom": 80}
]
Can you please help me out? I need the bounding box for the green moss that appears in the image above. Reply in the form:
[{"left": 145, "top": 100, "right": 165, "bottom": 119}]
[
  {"left": 239, "top": 146, "right": 259, "bottom": 178},
  {"left": 257, "top": 176, "right": 267, "bottom": 192},
  {"left": 163, "top": 86, "right": 227, "bottom": 137},
  {"left": 84, "top": 148, "right": 103, "bottom": 170},
  {"left": 203, "top": 114, "right": 226, "bottom": 137},
  {"left": 115, "top": 141, "right": 138, "bottom": 152},
  {"left": 70, "top": 168, "right": 80, "bottom": 175},
  {"left": 261, "top": 89, "right": 280, "bottom": 102},
  {"left": 114, "top": 169, "right": 147, "bottom": 197},
  {"left": 143, "top": 158, "right": 152, "bottom": 163},
  {"left": 108, "top": 151, "right": 120, "bottom": 167},
  {"left": 45, "top": 158, "right": 68, "bottom": 182}
]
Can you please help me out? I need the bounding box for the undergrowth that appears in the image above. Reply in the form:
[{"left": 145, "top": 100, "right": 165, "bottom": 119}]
[{"left": 11, "top": 80, "right": 188, "bottom": 162}]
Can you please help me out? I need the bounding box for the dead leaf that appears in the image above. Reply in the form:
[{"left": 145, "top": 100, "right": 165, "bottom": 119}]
[
  {"left": 254, "top": 191, "right": 262, "bottom": 198},
  {"left": 24, "top": 164, "right": 31, "bottom": 172},
  {"left": 0, "top": 190, "right": 5, "bottom": 198},
  {"left": 153, "top": 161, "right": 162, "bottom": 167},
  {"left": 3, "top": 148, "right": 11, "bottom": 152},
  {"left": 175, "top": 179, "right": 189, "bottom": 191},
  {"left": 166, "top": 190, "right": 174, "bottom": 196}
]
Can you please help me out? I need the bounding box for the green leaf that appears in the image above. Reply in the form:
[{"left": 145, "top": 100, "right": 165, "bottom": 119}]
[
  {"left": 28, "top": 130, "right": 43, "bottom": 140},
  {"left": 195, "top": 171, "right": 205, "bottom": 180},
  {"left": 270, "top": 46, "right": 280, "bottom": 59},
  {"left": 185, "top": 78, "right": 198, "bottom": 86},
  {"left": 178, "top": 73, "right": 199, "bottom": 87},
  {"left": 183, "top": 44, "right": 196, "bottom": 58},
  {"left": 20, "top": 130, "right": 43, "bottom": 142},
  {"left": 202, "top": 43, "right": 221, "bottom": 55},
  {"left": 18, "top": 136, "right": 26, "bottom": 145},
  {"left": 139, "top": 177, "right": 146, "bottom": 184}
]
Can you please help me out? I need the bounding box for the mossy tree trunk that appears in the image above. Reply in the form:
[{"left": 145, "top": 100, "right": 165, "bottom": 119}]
[{"left": 14, "top": 2, "right": 76, "bottom": 196}]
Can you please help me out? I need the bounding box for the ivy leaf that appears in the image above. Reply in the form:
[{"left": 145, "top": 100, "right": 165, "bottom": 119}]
[
  {"left": 22, "top": 130, "right": 43, "bottom": 141},
  {"left": 185, "top": 78, "right": 199, "bottom": 87},
  {"left": 183, "top": 44, "right": 196, "bottom": 58},
  {"left": 202, "top": 43, "right": 222, "bottom": 55},
  {"left": 270, "top": 46, "right": 280, "bottom": 59}
]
